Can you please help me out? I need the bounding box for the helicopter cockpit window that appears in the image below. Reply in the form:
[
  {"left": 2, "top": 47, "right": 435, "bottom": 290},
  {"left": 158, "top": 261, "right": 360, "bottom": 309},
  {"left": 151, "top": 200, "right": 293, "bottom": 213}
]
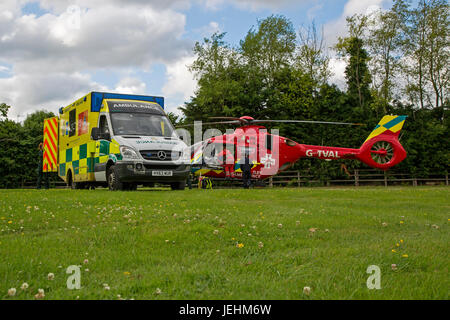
[{"left": 203, "top": 142, "right": 234, "bottom": 167}]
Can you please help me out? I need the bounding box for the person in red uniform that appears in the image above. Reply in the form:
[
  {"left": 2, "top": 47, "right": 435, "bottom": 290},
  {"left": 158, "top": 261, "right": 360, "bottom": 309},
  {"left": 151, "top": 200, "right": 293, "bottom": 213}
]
[{"left": 217, "top": 148, "right": 235, "bottom": 179}]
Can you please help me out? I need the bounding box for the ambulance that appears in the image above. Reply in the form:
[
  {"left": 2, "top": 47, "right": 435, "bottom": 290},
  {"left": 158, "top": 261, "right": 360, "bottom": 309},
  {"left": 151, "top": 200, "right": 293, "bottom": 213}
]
[{"left": 42, "top": 92, "right": 190, "bottom": 190}]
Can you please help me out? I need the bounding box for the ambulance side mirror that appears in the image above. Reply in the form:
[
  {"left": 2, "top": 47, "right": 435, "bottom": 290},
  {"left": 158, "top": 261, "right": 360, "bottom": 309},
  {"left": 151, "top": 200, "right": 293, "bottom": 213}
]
[
  {"left": 91, "top": 127, "right": 111, "bottom": 141},
  {"left": 91, "top": 127, "right": 101, "bottom": 140}
]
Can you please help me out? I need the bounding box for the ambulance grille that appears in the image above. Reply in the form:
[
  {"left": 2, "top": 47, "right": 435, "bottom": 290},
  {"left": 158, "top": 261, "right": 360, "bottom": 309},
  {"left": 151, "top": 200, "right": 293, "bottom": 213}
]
[{"left": 140, "top": 150, "right": 182, "bottom": 161}]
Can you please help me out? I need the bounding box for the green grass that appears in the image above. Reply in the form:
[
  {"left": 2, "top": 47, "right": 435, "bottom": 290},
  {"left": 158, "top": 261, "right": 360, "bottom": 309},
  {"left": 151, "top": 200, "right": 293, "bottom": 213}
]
[{"left": 0, "top": 186, "right": 448, "bottom": 300}]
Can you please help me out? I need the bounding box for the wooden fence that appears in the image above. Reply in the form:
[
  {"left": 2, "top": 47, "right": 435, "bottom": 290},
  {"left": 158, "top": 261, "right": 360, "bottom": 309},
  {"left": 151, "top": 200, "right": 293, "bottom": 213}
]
[
  {"left": 265, "top": 169, "right": 449, "bottom": 188},
  {"left": 17, "top": 169, "right": 448, "bottom": 189}
]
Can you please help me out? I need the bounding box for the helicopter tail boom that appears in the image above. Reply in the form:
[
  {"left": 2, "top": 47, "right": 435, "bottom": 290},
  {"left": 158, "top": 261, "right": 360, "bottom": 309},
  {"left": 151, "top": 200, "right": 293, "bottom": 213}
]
[{"left": 300, "top": 115, "right": 407, "bottom": 170}]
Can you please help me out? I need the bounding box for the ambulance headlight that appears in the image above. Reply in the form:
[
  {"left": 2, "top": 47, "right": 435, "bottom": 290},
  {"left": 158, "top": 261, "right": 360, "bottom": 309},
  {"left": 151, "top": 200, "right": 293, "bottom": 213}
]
[{"left": 120, "top": 146, "right": 140, "bottom": 160}]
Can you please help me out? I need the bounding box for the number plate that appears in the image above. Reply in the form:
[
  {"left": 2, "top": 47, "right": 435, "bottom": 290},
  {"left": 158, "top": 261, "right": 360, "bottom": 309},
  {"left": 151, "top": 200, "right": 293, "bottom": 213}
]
[{"left": 152, "top": 170, "right": 173, "bottom": 177}]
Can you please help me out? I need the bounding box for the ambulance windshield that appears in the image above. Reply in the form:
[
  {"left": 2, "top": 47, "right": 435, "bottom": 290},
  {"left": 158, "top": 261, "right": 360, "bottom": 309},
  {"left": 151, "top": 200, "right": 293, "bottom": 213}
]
[{"left": 110, "top": 113, "right": 175, "bottom": 137}]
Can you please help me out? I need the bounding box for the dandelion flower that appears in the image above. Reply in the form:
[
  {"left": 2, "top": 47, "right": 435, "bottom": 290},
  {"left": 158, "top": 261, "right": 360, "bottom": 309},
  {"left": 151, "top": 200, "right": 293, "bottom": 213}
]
[
  {"left": 48, "top": 273, "right": 55, "bottom": 280},
  {"left": 8, "top": 288, "right": 16, "bottom": 296},
  {"left": 392, "top": 249, "right": 396, "bottom": 253},
  {"left": 123, "top": 271, "right": 131, "bottom": 276},
  {"left": 303, "top": 286, "right": 311, "bottom": 295},
  {"left": 236, "top": 243, "right": 244, "bottom": 248},
  {"left": 402, "top": 254, "right": 408, "bottom": 258}
]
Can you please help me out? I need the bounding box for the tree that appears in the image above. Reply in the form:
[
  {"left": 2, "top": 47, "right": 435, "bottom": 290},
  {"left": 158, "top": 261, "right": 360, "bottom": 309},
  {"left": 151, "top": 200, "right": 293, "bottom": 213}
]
[
  {"left": 403, "top": 0, "right": 449, "bottom": 109},
  {"left": 240, "top": 15, "right": 296, "bottom": 88},
  {"left": 344, "top": 37, "right": 373, "bottom": 112},
  {"left": 335, "top": 15, "right": 372, "bottom": 111},
  {"left": 296, "top": 22, "right": 331, "bottom": 85},
  {"left": 367, "top": 0, "right": 408, "bottom": 111},
  {"left": 0, "top": 103, "right": 10, "bottom": 119}
]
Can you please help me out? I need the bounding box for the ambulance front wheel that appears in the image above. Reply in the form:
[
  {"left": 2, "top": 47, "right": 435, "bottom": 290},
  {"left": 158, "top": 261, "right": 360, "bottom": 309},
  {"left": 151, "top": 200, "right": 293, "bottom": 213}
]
[
  {"left": 107, "top": 165, "right": 125, "bottom": 191},
  {"left": 170, "top": 180, "right": 186, "bottom": 190}
]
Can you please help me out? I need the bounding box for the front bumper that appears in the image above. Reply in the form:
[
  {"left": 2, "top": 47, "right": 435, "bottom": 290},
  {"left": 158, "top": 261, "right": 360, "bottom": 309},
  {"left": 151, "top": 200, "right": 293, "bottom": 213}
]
[{"left": 115, "top": 161, "right": 190, "bottom": 183}]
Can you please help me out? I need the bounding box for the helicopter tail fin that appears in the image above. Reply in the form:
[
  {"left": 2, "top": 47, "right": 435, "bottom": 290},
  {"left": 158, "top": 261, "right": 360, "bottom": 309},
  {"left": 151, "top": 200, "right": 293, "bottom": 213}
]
[
  {"left": 357, "top": 115, "right": 407, "bottom": 170},
  {"left": 363, "top": 115, "right": 407, "bottom": 144}
]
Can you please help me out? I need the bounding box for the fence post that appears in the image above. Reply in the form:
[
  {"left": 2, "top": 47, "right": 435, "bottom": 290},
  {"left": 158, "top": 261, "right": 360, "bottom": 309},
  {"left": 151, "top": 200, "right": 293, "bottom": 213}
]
[
  {"left": 297, "top": 171, "right": 301, "bottom": 188},
  {"left": 446, "top": 173, "right": 449, "bottom": 186},
  {"left": 269, "top": 176, "right": 273, "bottom": 188},
  {"left": 384, "top": 171, "right": 388, "bottom": 187},
  {"left": 354, "top": 169, "right": 359, "bottom": 187},
  {"left": 413, "top": 177, "right": 417, "bottom": 187}
]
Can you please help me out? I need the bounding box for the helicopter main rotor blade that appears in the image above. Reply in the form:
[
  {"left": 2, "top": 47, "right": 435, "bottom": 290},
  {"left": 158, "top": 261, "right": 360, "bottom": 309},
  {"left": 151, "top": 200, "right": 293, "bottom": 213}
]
[
  {"left": 176, "top": 120, "right": 241, "bottom": 128},
  {"left": 208, "top": 117, "right": 243, "bottom": 121},
  {"left": 251, "top": 120, "right": 364, "bottom": 126}
]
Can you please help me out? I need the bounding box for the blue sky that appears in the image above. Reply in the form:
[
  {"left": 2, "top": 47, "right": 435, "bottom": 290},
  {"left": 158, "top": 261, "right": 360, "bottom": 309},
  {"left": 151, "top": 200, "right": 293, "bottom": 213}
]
[{"left": 0, "top": 0, "right": 393, "bottom": 120}]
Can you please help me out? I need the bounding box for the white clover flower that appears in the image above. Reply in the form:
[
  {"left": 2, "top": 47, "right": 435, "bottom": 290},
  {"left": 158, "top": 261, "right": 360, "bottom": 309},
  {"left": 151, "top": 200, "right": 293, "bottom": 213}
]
[
  {"left": 8, "top": 288, "right": 16, "bottom": 296},
  {"left": 35, "top": 288, "right": 45, "bottom": 299},
  {"left": 21, "top": 283, "right": 29, "bottom": 290},
  {"left": 303, "top": 286, "right": 311, "bottom": 295},
  {"left": 213, "top": 230, "right": 219, "bottom": 235},
  {"left": 278, "top": 224, "right": 283, "bottom": 228},
  {"left": 155, "top": 288, "right": 162, "bottom": 295},
  {"left": 48, "top": 273, "right": 55, "bottom": 280}
]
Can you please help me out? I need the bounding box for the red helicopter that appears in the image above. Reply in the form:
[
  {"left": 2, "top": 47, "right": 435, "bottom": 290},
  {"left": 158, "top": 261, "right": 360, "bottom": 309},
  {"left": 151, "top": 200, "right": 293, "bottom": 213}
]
[{"left": 186, "top": 115, "right": 407, "bottom": 181}]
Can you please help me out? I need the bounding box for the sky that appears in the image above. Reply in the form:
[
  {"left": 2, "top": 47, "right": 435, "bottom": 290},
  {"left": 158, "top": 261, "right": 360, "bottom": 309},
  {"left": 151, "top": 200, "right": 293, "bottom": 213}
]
[{"left": 0, "top": 0, "right": 395, "bottom": 121}]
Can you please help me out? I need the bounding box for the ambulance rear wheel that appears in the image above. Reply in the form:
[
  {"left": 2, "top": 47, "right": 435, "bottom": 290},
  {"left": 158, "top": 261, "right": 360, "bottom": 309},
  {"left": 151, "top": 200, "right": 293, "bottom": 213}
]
[
  {"left": 107, "top": 165, "right": 125, "bottom": 191},
  {"left": 67, "top": 171, "right": 81, "bottom": 189}
]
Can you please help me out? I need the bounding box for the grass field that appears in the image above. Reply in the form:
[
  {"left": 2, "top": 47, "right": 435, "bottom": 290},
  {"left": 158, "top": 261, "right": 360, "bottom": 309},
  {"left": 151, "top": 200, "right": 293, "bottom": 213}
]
[{"left": 0, "top": 186, "right": 448, "bottom": 300}]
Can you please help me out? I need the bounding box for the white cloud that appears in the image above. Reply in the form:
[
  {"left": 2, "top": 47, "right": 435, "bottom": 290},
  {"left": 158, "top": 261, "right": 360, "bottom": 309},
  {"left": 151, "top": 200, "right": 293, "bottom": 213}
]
[
  {"left": 0, "top": 72, "right": 106, "bottom": 119},
  {"left": 307, "top": 3, "right": 324, "bottom": 21},
  {"left": 1, "top": 5, "right": 190, "bottom": 74},
  {"left": 323, "top": 0, "right": 388, "bottom": 46},
  {"left": 162, "top": 55, "right": 197, "bottom": 114},
  {"left": 114, "top": 77, "right": 147, "bottom": 94},
  {"left": 0, "top": 65, "right": 11, "bottom": 73},
  {"left": 0, "top": 1, "right": 193, "bottom": 119},
  {"left": 329, "top": 57, "right": 347, "bottom": 90},
  {"left": 323, "top": 0, "right": 390, "bottom": 88}
]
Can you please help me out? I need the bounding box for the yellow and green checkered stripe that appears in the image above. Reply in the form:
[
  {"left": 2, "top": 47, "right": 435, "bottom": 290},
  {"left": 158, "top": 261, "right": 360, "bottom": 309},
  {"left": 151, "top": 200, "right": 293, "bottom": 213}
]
[
  {"left": 59, "top": 140, "right": 122, "bottom": 177},
  {"left": 364, "top": 115, "right": 407, "bottom": 143}
]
